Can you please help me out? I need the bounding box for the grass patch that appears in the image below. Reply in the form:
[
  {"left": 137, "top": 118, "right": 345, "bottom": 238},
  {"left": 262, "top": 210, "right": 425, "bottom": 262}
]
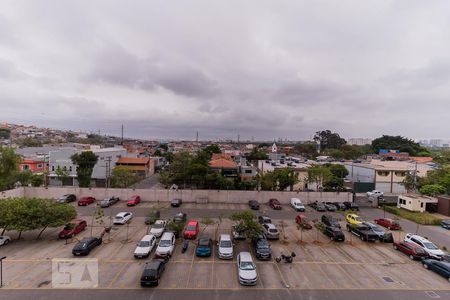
[{"left": 383, "top": 206, "right": 442, "bottom": 225}]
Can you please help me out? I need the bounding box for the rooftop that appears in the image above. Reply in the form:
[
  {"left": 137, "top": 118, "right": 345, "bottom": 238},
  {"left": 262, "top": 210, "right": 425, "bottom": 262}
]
[{"left": 116, "top": 157, "right": 150, "bottom": 164}]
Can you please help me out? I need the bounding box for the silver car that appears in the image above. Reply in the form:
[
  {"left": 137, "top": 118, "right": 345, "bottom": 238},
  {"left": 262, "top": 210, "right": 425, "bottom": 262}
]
[
  {"left": 237, "top": 252, "right": 257, "bottom": 285},
  {"left": 218, "top": 234, "right": 233, "bottom": 259},
  {"left": 262, "top": 223, "right": 280, "bottom": 240}
]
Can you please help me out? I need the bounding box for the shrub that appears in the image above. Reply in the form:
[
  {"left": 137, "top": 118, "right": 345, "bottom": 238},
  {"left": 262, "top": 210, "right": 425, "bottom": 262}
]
[{"left": 383, "top": 206, "right": 442, "bottom": 225}]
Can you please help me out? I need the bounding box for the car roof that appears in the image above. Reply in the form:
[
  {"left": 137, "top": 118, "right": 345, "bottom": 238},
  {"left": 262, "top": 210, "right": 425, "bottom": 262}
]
[
  {"left": 161, "top": 232, "right": 174, "bottom": 239},
  {"left": 409, "top": 234, "right": 431, "bottom": 242},
  {"left": 220, "top": 234, "right": 231, "bottom": 240},
  {"left": 402, "top": 241, "right": 421, "bottom": 248},
  {"left": 187, "top": 220, "right": 198, "bottom": 225},
  {"left": 141, "top": 235, "right": 155, "bottom": 241},
  {"left": 239, "top": 252, "right": 253, "bottom": 261},
  {"left": 144, "top": 260, "right": 163, "bottom": 270},
  {"left": 265, "top": 223, "right": 276, "bottom": 229},
  {"left": 116, "top": 212, "right": 130, "bottom": 217}
]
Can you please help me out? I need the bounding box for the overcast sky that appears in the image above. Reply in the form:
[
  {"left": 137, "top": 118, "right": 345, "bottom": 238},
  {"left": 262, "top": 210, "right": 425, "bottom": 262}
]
[{"left": 1, "top": 1, "right": 450, "bottom": 141}]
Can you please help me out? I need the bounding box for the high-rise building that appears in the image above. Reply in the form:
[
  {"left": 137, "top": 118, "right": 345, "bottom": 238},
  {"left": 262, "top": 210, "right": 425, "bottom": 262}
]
[{"left": 346, "top": 138, "right": 372, "bottom": 146}]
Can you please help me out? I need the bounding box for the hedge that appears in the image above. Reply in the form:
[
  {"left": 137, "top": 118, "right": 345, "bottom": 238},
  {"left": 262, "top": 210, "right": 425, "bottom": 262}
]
[{"left": 383, "top": 206, "right": 442, "bottom": 225}]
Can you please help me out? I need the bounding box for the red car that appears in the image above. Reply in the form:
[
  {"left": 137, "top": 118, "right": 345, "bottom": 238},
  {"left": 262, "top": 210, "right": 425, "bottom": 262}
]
[
  {"left": 269, "top": 198, "right": 282, "bottom": 210},
  {"left": 78, "top": 196, "right": 96, "bottom": 206},
  {"left": 374, "top": 218, "right": 401, "bottom": 230},
  {"left": 127, "top": 195, "right": 141, "bottom": 206},
  {"left": 59, "top": 220, "right": 87, "bottom": 239},
  {"left": 393, "top": 241, "right": 429, "bottom": 260},
  {"left": 184, "top": 220, "right": 200, "bottom": 239},
  {"left": 295, "top": 214, "right": 313, "bottom": 230}
]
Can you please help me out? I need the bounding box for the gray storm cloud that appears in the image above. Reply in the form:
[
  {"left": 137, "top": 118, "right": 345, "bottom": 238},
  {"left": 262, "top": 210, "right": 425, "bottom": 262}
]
[{"left": 0, "top": 0, "right": 449, "bottom": 140}]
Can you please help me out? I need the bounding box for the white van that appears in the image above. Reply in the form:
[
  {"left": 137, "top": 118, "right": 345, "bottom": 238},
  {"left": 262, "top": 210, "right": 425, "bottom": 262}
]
[
  {"left": 155, "top": 232, "right": 176, "bottom": 258},
  {"left": 290, "top": 198, "right": 305, "bottom": 212}
]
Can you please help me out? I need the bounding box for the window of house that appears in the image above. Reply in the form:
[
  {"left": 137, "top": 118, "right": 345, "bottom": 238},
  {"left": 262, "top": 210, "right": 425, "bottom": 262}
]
[
  {"left": 37, "top": 164, "right": 43, "bottom": 168},
  {"left": 420, "top": 202, "right": 424, "bottom": 208},
  {"left": 69, "top": 166, "right": 72, "bottom": 172},
  {"left": 395, "top": 172, "right": 406, "bottom": 177},
  {"left": 63, "top": 166, "right": 67, "bottom": 171},
  {"left": 23, "top": 165, "right": 29, "bottom": 170},
  {"left": 377, "top": 171, "right": 389, "bottom": 176},
  {"left": 245, "top": 170, "right": 252, "bottom": 174},
  {"left": 51, "top": 166, "right": 55, "bottom": 172}
]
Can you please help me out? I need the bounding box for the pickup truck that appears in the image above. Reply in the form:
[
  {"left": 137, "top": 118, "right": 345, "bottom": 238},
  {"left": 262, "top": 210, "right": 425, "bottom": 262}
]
[{"left": 346, "top": 223, "right": 378, "bottom": 242}]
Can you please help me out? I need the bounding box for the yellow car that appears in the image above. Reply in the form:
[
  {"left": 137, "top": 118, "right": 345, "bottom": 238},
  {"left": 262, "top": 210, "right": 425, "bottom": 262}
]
[{"left": 346, "top": 214, "right": 363, "bottom": 225}]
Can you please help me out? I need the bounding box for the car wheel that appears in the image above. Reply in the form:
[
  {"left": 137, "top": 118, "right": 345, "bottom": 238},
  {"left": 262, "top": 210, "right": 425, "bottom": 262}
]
[
  {"left": 393, "top": 245, "right": 397, "bottom": 250},
  {"left": 423, "top": 263, "right": 428, "bottom": 269},
  {"left": 409, "top": 255, "right": 414, "bottom": 260},
  {"left": 3, "top": 239, "right": 9, "bottom": 245}
]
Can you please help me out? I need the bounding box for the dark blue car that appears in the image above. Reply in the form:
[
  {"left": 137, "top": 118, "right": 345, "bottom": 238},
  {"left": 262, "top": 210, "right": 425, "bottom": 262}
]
[
  {"left": 195, "top": 236, "right": 212, "bottom": 257},
  {"left": 441, "top": 220, "right": 450, "bottom": 230},
  {"left": 422, "top": 259, "right": 450, "bottom": 282}
]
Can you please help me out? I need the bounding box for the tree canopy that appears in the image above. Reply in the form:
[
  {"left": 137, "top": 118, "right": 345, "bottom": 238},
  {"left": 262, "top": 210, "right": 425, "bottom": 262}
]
[
  {"left": 110, "top": 167, "right": 141, "bottom": 188},
  {"left": 313, "top": 130, "right": 347, "bottom": 151},
  {"left": 71, "top": 151, "right": 98, "bottom": 187},
  {"left": 230, "top": 211, "right": 262, "bottom": 240},
  {"left": 0, "top": 146, "right": 21, "bottom": 191},
  {"left": 371, "top": 135, "right": 429, "bottom": 156}
]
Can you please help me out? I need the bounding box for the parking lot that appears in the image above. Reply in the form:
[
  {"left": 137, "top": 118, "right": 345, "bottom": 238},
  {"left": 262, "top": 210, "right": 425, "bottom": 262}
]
[{"left": 0, "top": 202, "right": 449, "bottom": 292}]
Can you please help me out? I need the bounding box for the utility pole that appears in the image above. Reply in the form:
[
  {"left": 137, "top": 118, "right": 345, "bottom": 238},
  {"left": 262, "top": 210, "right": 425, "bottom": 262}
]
[
  {"left": 103, "top": 156, "right": 112, "bottom": 188},
  {"left": 121, "top": 124, "right": 124, "bottom": 145},
  {"left": 413, "top": 161, "right": 418, "bottom": 193}
]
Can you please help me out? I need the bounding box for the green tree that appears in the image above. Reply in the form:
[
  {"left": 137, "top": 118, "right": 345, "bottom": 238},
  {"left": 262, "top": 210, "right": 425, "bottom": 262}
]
[
  {"left": 110, "top": 167, "right": 141, "bottom": 188},
  {"left": 71, "top": 151, "right": 98, "bottom": 187},
  {"left": 371, "top": 135, "right": 429, "bottom": 156},
  {"left": 419, "top": 184, "right": 446, "bottom": 197},
  {"left": 203, "top": 144, "right": 221, "bottom": 156},
  {"left": 30, "top": 173, "right": 45, "bottom": 187},
  {"left": 0, "top": 128, "right": 11, "bottom": 139},
  {"left": 0, "top": 146, "right": 21, "bottom": 191},
  {"left": 313, "top": 130, "right": 347, "bottom": 151},
  {"left": 16, "top": 170, "right": 33, "bottom": 186},
  {"left": 294, "top": 142, "right": 318, "bottom": 159},
  {"left": 245, "top": 147, "right": 268, "bottom": 161},
  {"left": 19, "top": 137, "right": 42, "bottom": 147},
  {"left": 230, "top": 211, "right": 262, "bottom": 240},
  {"left": 307, "top": 165, "right": 332, "bottom": 191},
  {"left": 326, "top": 164, "right": 349, "bottom": 178},
  {"left": 55, "top": 166, "right": 70, "bottom": 186}
]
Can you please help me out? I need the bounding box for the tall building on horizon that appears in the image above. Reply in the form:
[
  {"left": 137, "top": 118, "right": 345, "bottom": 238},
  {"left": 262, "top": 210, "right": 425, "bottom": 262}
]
[{"left": 346, "top": 138, "right": 372, "bottom": 146}]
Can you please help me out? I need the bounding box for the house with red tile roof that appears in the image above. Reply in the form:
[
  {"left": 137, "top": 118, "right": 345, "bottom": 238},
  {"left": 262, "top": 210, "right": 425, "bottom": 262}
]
[{"left": 116, "top": 157, "right": 154, "bottom": 178}]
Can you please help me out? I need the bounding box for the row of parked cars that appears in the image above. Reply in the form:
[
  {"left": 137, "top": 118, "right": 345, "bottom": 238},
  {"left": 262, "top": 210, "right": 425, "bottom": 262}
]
[{"left": 248, "top": 197, "right": 359, "bottom": 212}]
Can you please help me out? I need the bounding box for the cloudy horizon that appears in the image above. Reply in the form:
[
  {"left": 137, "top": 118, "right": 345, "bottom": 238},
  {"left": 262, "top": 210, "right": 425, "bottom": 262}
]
[{"left": 1, "top": 1, "right": 450, "bottom": 141}]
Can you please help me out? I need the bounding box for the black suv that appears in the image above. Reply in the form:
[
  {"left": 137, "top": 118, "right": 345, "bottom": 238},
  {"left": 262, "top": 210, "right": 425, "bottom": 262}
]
[
  {"left": 364, "top": 222, "right": 394, "bottom": 243},
  {"left": 72, "top": 237, "right": 102, "bottom": 256},
  {"left": 140, "top": 259, "right": 166, "bottom": 287},
  {"left": 343, "top": 202, "right": 359, "bottom": 211},
  {"left": 248, "top": 200, "right": 260, "bottom": 210},
  {"left": 324, "top": 226, "right": 345, "bottom": 242},
  {"left": 58, "top": 194, "right": 76, "bottom": 203},
  {"left": 171, "top": 199, "right": 182, "bottom": 207},
  {"left": 346, "top": 224, "right": 378, "bottom": 242},
  {"left": 321, "top": 215, "right": 341, "bottom": 228},
  {"left": 253, "top": 235, "right": 271, "bottom": 260}
]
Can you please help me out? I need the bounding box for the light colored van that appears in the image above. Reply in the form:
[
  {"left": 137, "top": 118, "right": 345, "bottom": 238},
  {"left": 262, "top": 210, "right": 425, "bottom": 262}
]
[{"left": 290, "top": 198, "right": 305, "bottom": 212}]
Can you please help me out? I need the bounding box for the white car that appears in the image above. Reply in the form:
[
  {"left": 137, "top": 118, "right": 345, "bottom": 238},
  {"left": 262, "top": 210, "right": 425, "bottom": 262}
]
[
  {"left": 149, "top": 220, "right": 167, "bottom": 237},
  {"left": 237, "top": 252, "right": 257, "bottom": 285},
  {"left": 155, "top": 232, "right": 176, "bottom": 258},
  {"left": 218, "top": 234, "right": 233, "bottom": 259},
  {"left": 404, "top": 233, "right": 445, "bottom": 260},
  {"left": 134, "top": 235, "right": 157, "bottom": 258},
  {"left": 262, "top": 223, "right": 280, "bottom": 240},
  {"left": 367, "top": 190, "right": 384, "bottom": 197},
  {"left": 290, "top": 198, "right": 305, "bottom": 212},
  {"left": 0, "top": 235, "right": 11, "bottom": 246},
  {"left": 113, "top": 212, "right": 133, "bottom": 225}
]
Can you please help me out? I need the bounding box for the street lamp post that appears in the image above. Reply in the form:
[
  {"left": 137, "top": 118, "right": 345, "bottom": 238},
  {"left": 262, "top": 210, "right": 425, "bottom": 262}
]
[{"left": 0, "top": 256, "right": 6, "bottom": 288}]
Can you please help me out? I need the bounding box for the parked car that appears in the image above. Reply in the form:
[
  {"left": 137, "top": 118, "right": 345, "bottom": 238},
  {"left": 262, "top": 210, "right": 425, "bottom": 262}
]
[
  {"left": 315, "top": 203, "right": 326, "bottom": 212},
  {"left": 321, "top": 215, "right": 341, "bottom": 228},
  {"left": 404, "top": 234, "right": 445, "bottom": 260},
  {"left": 173, "top": 212, "right": 187, "bottom": 223},
  {"left": 346, "top": 223, "right": 378, "bottom": 242},
  {"left": 217, "top": 234, "right": 233, "bottom": 259},
  {"left": 248, "top": 200, "right": 260, "bottom": 210},
  {"left": 145, "top": 211, "right": 161, "bottom": 225},
  {"left": 295, "top": 214, "right": 313, "bottom": 230},
  {"left": 58, "top": 219, "right": 87, "bottom": 239},
  {"left": 100, "top": 196, "right": 120, "bottom": 208},
  {"left": 113, "top": 212, "right": 133, "bottom": 225},
  {"left": 393, "top": 241, "right": 430, "bottom": 260},
  {"left": 0, "top": 235, "right": 11, "bottom": 246},
  {"left": 374, "top": 218, "right": 401, "bottom": 230},
  {"left": 325, "top": 203, "right": 337, "bottom": 212},
  {"left": 343, "top": 201, "right": 359, "bottom": 211},
  {"left": 134, "top": 235, "right": 157, "bottom": 258},
  {"left": 323, "top": 226, "right": 345, "bottom": 242},
  {"left": 290, "top": 198, "right": 305, "bottom": 212},
  {"left": 127, "top": 195, "right": 141, "bottom": 206},
  {"left": 171, "top": 198, "right": 182, "bottom": 207},
  {"left": 346, "top": 214, "right": 363, "bottom": 225},
  {"left": 155, "top": 232, "right": 176, "bottom": 258},
  {"left": 149, "top": 220, "right": 167, "bottom": 238},
  {"left": 367, "top": 190, "right": 384, "bottom": 197},
  {"left": 269, "top": 198, "right": 282, "bottom": 210},
  {"left": 335, "top": 202, "right": 347, "bottom": 210},
  {"left": 183, "top": 220, "right": 200, "bottom": 239},
  {"left": 72, "top": 237, "right": 102, "bottom": 256},
  {"left": 422, "top": 259, "right": 450, "bottom": 282},
  {"left": 237, "top": 252, "right": 258, "bottom": 285},
  {"left": 364, "top": 222, "right": 394, "bottom": 243},
  {"left": 252, "top": 235, "right": 271, "bottom": 260},
  {"left": 140, "top": 259, "right": 166, "bottom": 287},
  {"left": 262, "top": 223, "right": 280, "bottom": 240},
  {"left": 58, "top": 194, "right": 76, "bottom": 204},
  {"left": 441, "top": 219, "right": 450, "bottom": 230},
  {"left": 78, "top": 196, "right": 95, "bottom": 206},
  {"left": 195, "top": 236, "right": 213, "bottom": 257},
  {"left": 258, "top": 215, "right": 272, "bottom": 225}
]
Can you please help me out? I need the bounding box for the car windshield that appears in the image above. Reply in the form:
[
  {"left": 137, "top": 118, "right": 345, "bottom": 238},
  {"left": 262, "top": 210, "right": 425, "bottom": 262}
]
[
  {"left": 114, "top": 216, "right": 123, "bottom": 220},
  {"left": 257, "top": 241, "right": 269, "bottom": 249},
  {"left": 64, "top": 224, "right": 75, "bottom": 230},
  {"left": 186, "top": 225, "right": 197, "bottom": 231},
  {"left": 153, "top": 223, "right": 164, "bottom": 229},
  {"left": 240, "top": 261, "right": 255, "bottom": 270},
  {"left": 220, "top": 240, "right": 232, "bottom": 247},
  {"left": 371, "top": 226, "right": 384, "bottom": 232},
  {"left": 138, "top": 241, "right": 150, "bottom": 247},
  {"left": 268, "top": 229, "right": 278, "bottom": 233},
  {"left": 199, "top": 239, "right": 210, "bottom": 246},
  {"left": 159, "top": 240, "right": 172, "bottom": 247},
  {"left": 423, "top": 242, "right": 438, "bottom": 250}
]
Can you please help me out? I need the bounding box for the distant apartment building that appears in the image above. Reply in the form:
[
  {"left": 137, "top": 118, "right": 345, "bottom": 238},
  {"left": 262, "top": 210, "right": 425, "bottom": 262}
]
[
  {"left": 429, "top": 139, "right": 442, "bottom": 147},
  {"left": 346, "top": 138, "right": 373, "bottom": 146}
]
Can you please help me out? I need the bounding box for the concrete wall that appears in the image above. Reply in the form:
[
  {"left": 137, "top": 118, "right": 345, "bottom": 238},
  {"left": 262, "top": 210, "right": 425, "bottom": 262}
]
[
  {"left": 22, "top": 187, "right": 351, "bottom": 204},
  {"left": 0, "top": 188, "right": 25, "bottom": 199}
]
